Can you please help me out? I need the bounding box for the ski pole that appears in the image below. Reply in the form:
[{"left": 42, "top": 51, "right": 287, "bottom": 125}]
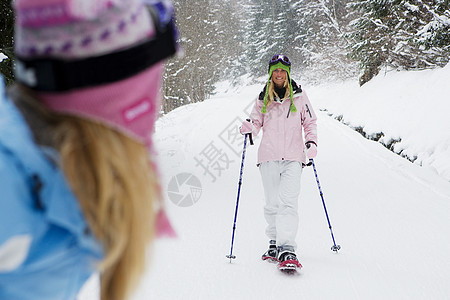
[
  {"left": 226, "top": 123, "right": 253, "bottom": 262},
  {"left": 310, "top": 159, "right": 341, "bottom": 253}
]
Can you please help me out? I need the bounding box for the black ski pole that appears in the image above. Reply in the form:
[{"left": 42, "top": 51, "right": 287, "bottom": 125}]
[
  {"left": 310, "top": 159, "right": 341, "bottom": 252},
  {"left": 226, "top": 123, "right": 253, "bottom": 262}
]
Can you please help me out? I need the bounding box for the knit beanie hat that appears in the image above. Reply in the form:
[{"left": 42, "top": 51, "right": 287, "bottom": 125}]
[
  {"left": 261, "top": 55, "right": 297, "bottom": 114},
  {"left": 13, "top": 0, "right": 178, "bottom": 148}
]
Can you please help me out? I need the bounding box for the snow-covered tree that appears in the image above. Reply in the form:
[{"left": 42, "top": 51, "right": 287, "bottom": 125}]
[
  {"left": 163, "top": 0, "right": 247, "bottom": 113},
  {"left": 243, "top": 0, "right": 294, "bottom": 78},
  {"left": 347, "top": 0, "right": 450, "bottom": 85},
  {"left": 292, "top": 0, "right": 358, "bottom": 83},
  {"left": 162, "top": 0, "right": 361, "bottom": 112},
  {"left": 241, "top": 0, "right": 357, "bottom": 84},
  {"left": 208, "top": 0, "right": 248, "bottom": 85},
  {"left": 163, "top": 0, "right": 218, "bottom": 112},
  {"left": 415, "top": 0, "right": 450, "bottom": 65}
]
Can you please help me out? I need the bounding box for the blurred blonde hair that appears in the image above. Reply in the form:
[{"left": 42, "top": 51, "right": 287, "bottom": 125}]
[
  {"left": 266, "top": 77, "right": 290, "bottom": 108},
  {"left": 10, "top": 85, "right": 158, "bottom": 300}
]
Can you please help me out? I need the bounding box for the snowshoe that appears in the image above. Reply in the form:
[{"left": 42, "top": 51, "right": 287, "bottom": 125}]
[
  {"left": 261, "top": 244, "right": 278, "bottom": 263},
  {"left": 277, "top": 250, "right": 302, "bottom": 273}
]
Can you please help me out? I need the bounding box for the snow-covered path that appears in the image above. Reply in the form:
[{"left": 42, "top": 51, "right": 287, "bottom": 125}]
[
  {"left": 137, "top": 86, "right": 450, "bottom": 300},
  {"left": 79, "top": 83, "right": 450, "bottom": 300}
]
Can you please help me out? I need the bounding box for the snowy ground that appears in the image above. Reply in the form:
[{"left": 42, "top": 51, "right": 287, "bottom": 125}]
[{"left": 78, "top": 66, "right": 450, "bottom": 300}]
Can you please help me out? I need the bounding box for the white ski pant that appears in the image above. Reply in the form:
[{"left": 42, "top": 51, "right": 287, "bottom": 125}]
[{"left": 259, "top": 161, "right": 302, "bottom": 251}]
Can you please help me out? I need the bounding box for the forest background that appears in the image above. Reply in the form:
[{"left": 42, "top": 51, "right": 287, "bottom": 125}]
[{"left": 1, "top": 0, "right": 449, "bottom": 113}]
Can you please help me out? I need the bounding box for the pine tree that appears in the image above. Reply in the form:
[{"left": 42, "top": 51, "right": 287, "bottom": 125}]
[
  {"left": 242, "top": 0, "right": 358, "bottom": 84},
  {"left": 293, "top": 0, "right": 357, "bottom": 83},
  {"left": 244, "top": 0, "right": 283, "bottom": 78},
  {"left": 162, "top": 0, "right": 249, "bottom": 113},
  {"left": 414, "top": 0, "right": 450, "bottom": 66},
  {"left": 346, "top": 0, "right": 395, "bottom": 85},
  {"left": 208, "top": 0, "right": 247, "bottom": 86},
  {"left": 162, "top": 0, "right": 218, "bottom": 113},
  {"left": 347, "top": 0, "right": 450, "bottom": 85},
  {"left": 387, "top": 0, "right": 449, "bottom": 70}
]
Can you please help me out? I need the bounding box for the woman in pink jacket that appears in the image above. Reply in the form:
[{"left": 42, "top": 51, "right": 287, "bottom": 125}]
[{"left": 240, "top": 54, "right": 317, "bottom": 271}]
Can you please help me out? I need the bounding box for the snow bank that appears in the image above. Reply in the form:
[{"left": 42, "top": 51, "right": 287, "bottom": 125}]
[{"left": 308, "top": 64, "right": 450, "bottom": 182}]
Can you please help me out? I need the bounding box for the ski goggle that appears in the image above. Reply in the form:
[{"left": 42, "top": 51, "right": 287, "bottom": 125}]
[{"left": 269, "top": 54, "right": 291, "bottom": 67}]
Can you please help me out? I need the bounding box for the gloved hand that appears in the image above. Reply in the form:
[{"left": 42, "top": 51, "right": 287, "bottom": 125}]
[
  {"left": 239, "top": 119, "right": 253, "bottom": 135},
  {"left": 306, "top": 141, "right": 317, "bottom": 159}
]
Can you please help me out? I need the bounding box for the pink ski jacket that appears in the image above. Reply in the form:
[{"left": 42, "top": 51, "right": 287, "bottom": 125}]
[{"left": 249, "top": 87, "right": 317, "bottom": 165}]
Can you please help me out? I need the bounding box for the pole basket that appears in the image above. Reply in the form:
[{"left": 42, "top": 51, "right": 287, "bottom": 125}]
[
  {"left": 226, "top": 254, "right": 236, "bottom": 263},
  {"left": 331, "top": 244, "right": 341, "bottom": 252}
]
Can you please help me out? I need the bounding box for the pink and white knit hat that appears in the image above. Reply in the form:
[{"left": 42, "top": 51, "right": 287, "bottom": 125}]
[{"left": 14, "top": 0, "right": 177, "bottom": 147}]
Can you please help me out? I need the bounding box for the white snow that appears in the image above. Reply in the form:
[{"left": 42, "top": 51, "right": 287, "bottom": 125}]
[
  {"left": 78, "top": 65, "right": 450, "bottom": 300},
  {"left": 308, "top": 64, "right": 450, "bottom": 182},
  {"left": 0, "top": 53, "right": 7, "bottom": 63}
]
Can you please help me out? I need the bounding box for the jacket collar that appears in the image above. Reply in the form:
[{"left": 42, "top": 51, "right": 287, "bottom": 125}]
[
  {"left": 0, "top": 81, "right": 54, "bottom": 181},
  {"left": 0, "top": 77, "right": 102, "bottom": 256}
]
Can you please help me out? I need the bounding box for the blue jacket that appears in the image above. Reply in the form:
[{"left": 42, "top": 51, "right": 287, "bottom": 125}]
[{"left": 0, "top": 77, "right": 103, "bottom": 300}]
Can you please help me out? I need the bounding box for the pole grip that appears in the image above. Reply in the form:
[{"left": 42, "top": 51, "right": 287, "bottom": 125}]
[{"left": 246, "top": 119, "right": 254, "bottom": 145}]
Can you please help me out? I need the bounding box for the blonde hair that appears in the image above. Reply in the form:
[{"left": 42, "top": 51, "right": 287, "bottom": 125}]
[
  {"left": 266, "top": 77, "right": 290, "bottom": 108},
  {"left": 10, "top": 85, "right": 158, "bottom": 300}
]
